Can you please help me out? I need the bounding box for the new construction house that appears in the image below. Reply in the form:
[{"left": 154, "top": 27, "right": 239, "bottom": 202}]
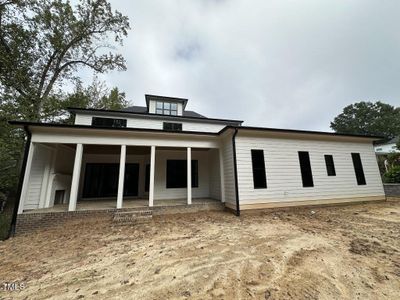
[{"left": 10, "top": 94, "right": 385, "bottom": 230}]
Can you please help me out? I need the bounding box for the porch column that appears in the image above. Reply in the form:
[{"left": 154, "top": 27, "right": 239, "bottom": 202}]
[
  {"left": 219, "top": 148, "right": 225, "bottom": 202},
  {"left": 117, "top": 145, "right": 126, "bottom": 209},
  {"left": 149, "top": 145, "right": 156, "bottom": 207},
  {"left": 18, "top": 142, "right": 36, "bottom": 214},
  {"left": 187, "top": 147, "right": 192, "bottom": 205},
  {"left": 68, "top": 143, "right": 83, "bottom": 211}
]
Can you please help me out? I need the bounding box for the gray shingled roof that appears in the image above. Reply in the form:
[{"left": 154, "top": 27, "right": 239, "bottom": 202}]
[{"left": 121, "top": 106, "right": 207, "bottom": 118}]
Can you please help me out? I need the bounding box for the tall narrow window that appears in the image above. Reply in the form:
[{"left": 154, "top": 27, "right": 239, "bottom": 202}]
[
  {"left": 351, "top": 153, "right": 366, "bottom": 185},
  {"left": 298, "top": 151, "right": 314, "bottom": 187},
  {"left": 324, "top": 155, "right": 336, "bottom": 176},
  {"left": 251, "top": 150, "right": 267, "bottom": 189}
]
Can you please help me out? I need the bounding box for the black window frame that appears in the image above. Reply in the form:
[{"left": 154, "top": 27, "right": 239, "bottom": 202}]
[
  {"left": 166, "top": 160, "right": 198, "bottom": 189},
  {"left": 163, "top": 122, "right": 182, "bottom": 131},
  {"left": 156, "top": 101, "right": 178, "bottom": 115},
  {"left": 351, "top": 153, "right": 366, "bottom": 185},
  {"left": 324, "top": 155, "right": 336, "bottom": 176},
  {"left": 251, "top": 149, "right": 267, "bottom": 189},
  {"left": 298, "top": 151, "right": 314, "bottom": 187},
  {"left": 92, "top": 117, "right": 127, "bottom": 128}
]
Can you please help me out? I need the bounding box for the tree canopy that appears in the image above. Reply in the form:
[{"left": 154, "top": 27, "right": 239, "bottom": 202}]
[
  {"left": 330, "top": 101, "right": 400, "bottom": 141},
  {"left": 0, "top": 0, "right": 130, "bottom": 121},
  {"left": 0, "top": 0, "right": 130, "bottom": 195}
]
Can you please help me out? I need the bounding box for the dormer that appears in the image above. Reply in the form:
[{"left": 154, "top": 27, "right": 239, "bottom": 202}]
[{"left": 146, "top": 94, "right": 188, "bottom": 116}]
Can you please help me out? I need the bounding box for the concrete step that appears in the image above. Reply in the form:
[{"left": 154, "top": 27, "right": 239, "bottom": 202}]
[{"left": 113, "top": 210, "right": 152, "bottom": 223}]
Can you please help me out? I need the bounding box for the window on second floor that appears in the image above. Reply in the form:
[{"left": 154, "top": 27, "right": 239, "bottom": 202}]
[
  {"left": 92, "top": 117, "right": 127, "bottom": 128},
  {"left": 163, "top": 122, "right": 182, "bottom": 131},
  {"left": 156, "top": 101, "right": 178, "bottom": 115}
]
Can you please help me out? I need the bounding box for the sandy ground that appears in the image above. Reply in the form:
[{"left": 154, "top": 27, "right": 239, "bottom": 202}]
[{"left": 0, "top": 201, "right": 399, "bottom": 300}]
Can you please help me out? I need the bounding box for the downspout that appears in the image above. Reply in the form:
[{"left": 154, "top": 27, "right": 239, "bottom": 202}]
[
  {"left": 232, "top": 128, "right": 240, "bottom": 216},
  {"left": 8, "top": 126, "right": 31, "bottom": 237}
]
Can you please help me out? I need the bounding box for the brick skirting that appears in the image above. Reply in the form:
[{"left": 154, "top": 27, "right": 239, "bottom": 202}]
[
  {"left": 384, "top": 184, "right": 400, "bottom": 197},
  {"left": 16, "top": 202, "right": 224, "bottom": 235}
]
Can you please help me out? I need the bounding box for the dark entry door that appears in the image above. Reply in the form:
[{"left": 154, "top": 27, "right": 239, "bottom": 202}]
[{"left": 83, "top": 163, "right": 139, "bottom": 198}]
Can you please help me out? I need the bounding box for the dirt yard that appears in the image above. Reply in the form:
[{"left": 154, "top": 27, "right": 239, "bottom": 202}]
[{"left": 0, "top": 201, "right": 399, "bottom": 300}]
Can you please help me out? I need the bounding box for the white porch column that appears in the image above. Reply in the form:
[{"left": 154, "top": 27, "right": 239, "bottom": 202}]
[
  {"left": 18, "top": 142, "right": 36, "bottom": 214},
  {"left": 187, "top": 147, "right": 192, "bottom": 205},
  {"left": 149, "top": 145, "right": 156, "bottom": 207},
  {"left": 68, "top": 143, "right": 83, "bottom": 211},
  {"left": 117, "top": 145, "right": 126, "bottom": 209},
  {"left": 219, "top": 148, "right": 225, "bottom": 203}
]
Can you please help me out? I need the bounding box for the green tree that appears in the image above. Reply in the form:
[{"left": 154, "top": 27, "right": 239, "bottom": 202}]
[
  {"left": 330, "top": 101, "right": 400, "bottom": 140},
  {"left": 0, "top": 0, "right": 130, "bottom": 121}
]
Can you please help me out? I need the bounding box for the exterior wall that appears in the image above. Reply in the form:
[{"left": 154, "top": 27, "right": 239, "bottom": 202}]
[
  {"left": 24, "top": 144, "right": 53, "bottom": 210},
  {"left": 76, "top": 149, "right": 217, "bottom": 201},
  {"left": 78, "top": 153, "right": 148, "bottom": 200},
  {"left": 209, "top": 149, "right": 221, "bottom": 200},
  {"left": 384, "top": 184, "right": 400, "bottom": 197},
  {"left": 220, "top": 134, "right": 236, "bottom": 207},
  {"left": 153, "top": 149, "right": 211, "bottom": 200},
  {"left": 74, "top": 113, "right": 226, "bottom": 133},
  {"left": 23, "top": 145, "right": 75, "bottom": 211},
  {"left": 235, "top": 134, "right": 385, "bottom": 207}
]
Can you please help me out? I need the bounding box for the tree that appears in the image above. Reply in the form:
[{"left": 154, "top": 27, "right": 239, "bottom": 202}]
[
  {"left": 0, "top": 0, "right": 130, "bottom": 121},
  {"left": 52, "top": 77, "right": 129, "bottom": 123},
  {"left": 330, "top": 101, "right": 400, "bottom": 140}
]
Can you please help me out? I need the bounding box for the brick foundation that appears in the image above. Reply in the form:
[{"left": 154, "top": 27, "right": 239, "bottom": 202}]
[
  {"left": 15, "top": 202, "right": 224, "bottom": 235},
  {"left": 384, "top": 184, "right": 400, "bottom": 197}
]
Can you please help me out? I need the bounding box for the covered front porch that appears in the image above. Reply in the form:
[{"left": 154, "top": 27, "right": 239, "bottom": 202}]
[{"left": 18, "top": 127, "right": 226, "bottom": 214}]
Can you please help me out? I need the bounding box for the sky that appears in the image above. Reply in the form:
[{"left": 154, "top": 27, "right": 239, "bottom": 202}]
[{"left": 83, "top": 0, "right": 400, "bottom": 131}]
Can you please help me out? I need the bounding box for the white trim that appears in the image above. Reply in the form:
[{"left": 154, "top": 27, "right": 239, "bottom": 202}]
[
  {"left": 69, "top": 144, "right": 83, "bottom": 211},
  {"left": 117, "top": 145, "right": 126, "bottom": 209},
  {"left": 187, "top": 147, "right": 192, "bottom": 205},
  {"left": 18, "top": 142, "right": 35, "bottom": 214},
  {"left": 219, "top": 147, "right": 225, "bottom": 202},
  {"left": 44, "top": 146, "right": 58, "bottom": 208},
  {"left": 149, "top": 146, "right": 156, "bottom": 207}
]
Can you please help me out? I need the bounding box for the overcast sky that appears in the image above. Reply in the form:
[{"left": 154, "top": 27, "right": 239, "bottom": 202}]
[{"left": 87, "top": 0, "right": 400, "bottom": 131}]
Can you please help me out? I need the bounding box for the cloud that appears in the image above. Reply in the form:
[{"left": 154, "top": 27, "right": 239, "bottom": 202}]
[{"left": 87, "top": 0, "right": 400, "bottom": 131}]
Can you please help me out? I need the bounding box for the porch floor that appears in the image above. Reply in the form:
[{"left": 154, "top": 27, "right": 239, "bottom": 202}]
[{"left": 23, "top": 198, "right": 220, "bottom": 214}]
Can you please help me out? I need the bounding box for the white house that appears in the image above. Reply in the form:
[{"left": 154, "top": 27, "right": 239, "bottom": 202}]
[
  {"left": 10, "top": 94, "right": 385, "bottom": 218},
  {"left": 374, "top": 137, "right": 399, "bottom": 155}
]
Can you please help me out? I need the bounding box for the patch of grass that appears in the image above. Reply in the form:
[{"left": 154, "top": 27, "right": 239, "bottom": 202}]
[{"left": 0, "top": 202, "right": 14, "bottom": 240}]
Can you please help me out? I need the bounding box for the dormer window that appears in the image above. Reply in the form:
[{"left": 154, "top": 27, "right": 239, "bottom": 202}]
[{"left": 156, "top": 101, "right": 178, "bottom": 116}]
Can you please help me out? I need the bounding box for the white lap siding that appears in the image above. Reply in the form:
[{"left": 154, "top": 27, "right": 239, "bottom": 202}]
[
  {"left": 221, "top": 135, "right": 236, "bottom": 207},
  {"left": 235, "top": 135, "right": 385, "bottom": 205},
  {"left": 74, "top": 113, "right": 226, "bottom": 133}
]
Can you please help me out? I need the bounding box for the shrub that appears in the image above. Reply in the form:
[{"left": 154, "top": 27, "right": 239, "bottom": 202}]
[{"left": 383, "top": 166, "right": 400, "bottom": 183}]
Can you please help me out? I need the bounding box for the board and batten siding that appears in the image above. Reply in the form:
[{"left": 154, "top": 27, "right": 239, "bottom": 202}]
[
  {"left": 24, "top": 144, "right": 53, "bottom": 210},
  {"left": 235, "top": 135, "right": 385, "bottom": 206},
  {"left": 153, "top": 149, "right": 211, "bottom": 200},
  {"left": 74, "top": 113, "right": 226, "bottom": 133},
  {"left": 208, "top": 149, "right": 221, "bottom": 200},
  {"left": 221, "top": 135, "right": 236, "bottom": 206}
]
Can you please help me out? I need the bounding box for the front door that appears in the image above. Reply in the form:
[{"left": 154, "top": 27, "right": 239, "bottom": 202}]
[{"left": 83, "top": 163, "right": 139, "bottom": 198}]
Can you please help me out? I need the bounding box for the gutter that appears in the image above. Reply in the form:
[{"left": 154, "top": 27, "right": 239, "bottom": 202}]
[
  {"left": 232, "top": 128, "right": 240, "bottom": 216},
  {"left": 8, "top": 126, "right": 31, "bottom": 237}
]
